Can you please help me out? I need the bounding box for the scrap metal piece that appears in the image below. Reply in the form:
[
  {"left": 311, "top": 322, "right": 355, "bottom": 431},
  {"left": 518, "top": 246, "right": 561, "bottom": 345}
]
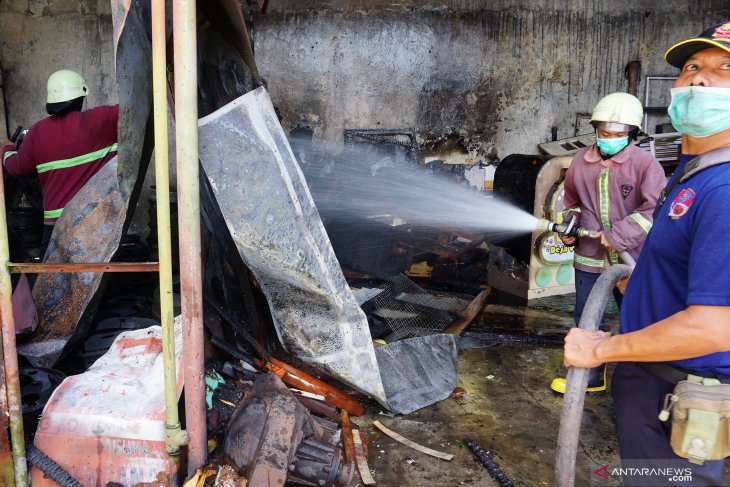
[
  {"left": 373, "top": 420, "right": 453, "bottom": 461},
  {"left": 352, "top": 429, "right": 376, "bottom": 486},
  {"left": 18, "top": 159, "right": 126, "bottom": 368}
]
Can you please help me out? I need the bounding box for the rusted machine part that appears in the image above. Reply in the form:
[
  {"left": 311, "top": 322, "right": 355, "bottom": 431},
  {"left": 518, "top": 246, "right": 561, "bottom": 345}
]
[
  {"left": 296, "top": 395, "right": 340, "bottom": 422},
  {"left": 17, "top": 159, "right": 126, "bottom": 369},
  {"left": 463, "top": 438, "right": 515, "bottom": 487},
  {"left": 224, "top": 373, "right": 312, "bottom": 485},
  {"left": 224, "top": 373, "right": 353, "bottom": 487},
  {"left": 288, "top": 437, "right": 355, "bottom": 487}
]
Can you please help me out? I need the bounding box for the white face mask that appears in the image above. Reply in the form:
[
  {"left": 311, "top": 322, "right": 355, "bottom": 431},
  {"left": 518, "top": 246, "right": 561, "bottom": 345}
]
[{"left": 668, "top": 86, "right": 730, "bottom": 137}]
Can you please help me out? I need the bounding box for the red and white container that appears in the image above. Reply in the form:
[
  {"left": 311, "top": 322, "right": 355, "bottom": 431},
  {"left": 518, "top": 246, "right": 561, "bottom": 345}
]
[{"left": 31, "top": 318, "right": 183, "bottom": 486}]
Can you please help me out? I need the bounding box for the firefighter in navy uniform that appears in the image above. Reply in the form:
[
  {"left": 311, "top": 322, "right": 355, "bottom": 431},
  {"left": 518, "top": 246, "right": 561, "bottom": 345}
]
[
  {"left": 563, "top": 20, "right": 730, "bottom": 486},
  {"left": 1, "top": 69, "right": 119, "bottom": 257}
]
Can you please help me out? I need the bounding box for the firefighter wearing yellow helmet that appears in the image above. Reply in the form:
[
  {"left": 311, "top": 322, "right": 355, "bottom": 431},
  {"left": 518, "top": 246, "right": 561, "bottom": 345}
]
[
  {"left": 1, "top": 69, "right": 119, "bottom": 257},
  {"left": 550, "top": 92, "right": 666, "bottom": 395}
]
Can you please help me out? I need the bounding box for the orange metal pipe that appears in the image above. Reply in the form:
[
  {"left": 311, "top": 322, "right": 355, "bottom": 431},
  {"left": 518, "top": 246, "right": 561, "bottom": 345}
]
[
  {"left": 260, "top": 357, "right": 364, "bottom": 417},
  {"left": 172, "top": 0, "right": 206, "bottom": 475},
  {"left": 9, "top": 262, "right": 159, "bottom": 273},
  {"left": 0, "top": 164, "right": 27, "bottom": 486}
]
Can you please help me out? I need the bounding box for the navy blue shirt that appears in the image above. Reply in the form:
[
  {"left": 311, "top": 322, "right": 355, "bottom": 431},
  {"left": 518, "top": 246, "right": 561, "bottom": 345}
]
[{"left": 620, "top": 154, "right": 730, "bottom": 375}]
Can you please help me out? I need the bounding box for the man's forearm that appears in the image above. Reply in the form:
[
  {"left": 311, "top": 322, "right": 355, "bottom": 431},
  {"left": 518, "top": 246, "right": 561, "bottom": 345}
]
[{"left": 595, "top": 305, "right": 730, "bottom": 363}]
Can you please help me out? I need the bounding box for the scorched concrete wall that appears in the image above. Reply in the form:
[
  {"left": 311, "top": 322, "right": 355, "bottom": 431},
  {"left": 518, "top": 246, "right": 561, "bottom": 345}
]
[
  {"left": 253, "top": 0, "right": 730, "bottom": 159},
  {"left": 0, "top": 0, "right": 117, "bottom": 136}
]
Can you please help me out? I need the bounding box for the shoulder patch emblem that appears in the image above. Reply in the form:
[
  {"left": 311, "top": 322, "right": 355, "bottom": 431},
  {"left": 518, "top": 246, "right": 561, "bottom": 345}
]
[
  {"left": 621, "top": 184, "right": 633, "bottom": 199},
  {"left": 668, "top": 188, "right": 696, "bottom": 219}
]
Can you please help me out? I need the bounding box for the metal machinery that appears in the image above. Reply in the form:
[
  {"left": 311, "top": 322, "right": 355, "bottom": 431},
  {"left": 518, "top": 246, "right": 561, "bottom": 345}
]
[{"left": 490, "top": 154, "right": 575, "bottom": 301}]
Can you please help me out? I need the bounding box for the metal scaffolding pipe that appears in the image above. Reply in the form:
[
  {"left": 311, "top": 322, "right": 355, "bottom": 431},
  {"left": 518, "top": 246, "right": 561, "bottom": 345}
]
[
  {"left": 172, "top": 0, "right": 207, "bottom": 474},
  {"left": 0, "top": 172, "right": 27, "bottom": 485},
  {"left": 152, "top": 0, "right": 188, "bottom": 463}
]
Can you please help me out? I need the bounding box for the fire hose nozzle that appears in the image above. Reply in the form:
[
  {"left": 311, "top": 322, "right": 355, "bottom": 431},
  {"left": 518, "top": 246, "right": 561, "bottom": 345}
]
[{"left": 535, "top": 218, "right": 599, "bottom": 239}]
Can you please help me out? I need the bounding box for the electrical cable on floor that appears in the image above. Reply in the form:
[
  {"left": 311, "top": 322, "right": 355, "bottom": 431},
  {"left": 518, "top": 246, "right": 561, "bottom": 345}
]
[{"left": 463, "top": 438, "right": 515, "bottom": 487}]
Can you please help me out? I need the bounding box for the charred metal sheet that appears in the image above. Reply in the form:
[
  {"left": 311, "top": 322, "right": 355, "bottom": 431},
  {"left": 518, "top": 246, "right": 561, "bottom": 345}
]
[
  {"left": 199, "top": 0, "right": 262, "bottom": 86},
  {"left": 198, "top": 89, "right": 459, "bottom": 414},
  {"left": 198, "top": 87, "right": 387, "bottom": 403},
  {"left": 374, "top": 334, "right": 458, "bottom": 414},
  {"left": 111, "top": 0, "right": 156, "bottom": 208},
  {"left": 18, "top": 159, "right": 126, "bottom": 368}
]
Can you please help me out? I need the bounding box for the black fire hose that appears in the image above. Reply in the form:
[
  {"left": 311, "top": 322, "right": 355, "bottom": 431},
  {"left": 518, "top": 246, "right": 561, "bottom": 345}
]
[{"left": 555, "top": 264, "right": 632, "bottom": 486}]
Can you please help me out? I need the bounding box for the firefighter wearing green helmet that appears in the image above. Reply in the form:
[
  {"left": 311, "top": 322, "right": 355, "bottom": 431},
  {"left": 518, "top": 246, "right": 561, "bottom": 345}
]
[
  {"left": 549, "top": 92, "right": 666, "bottom": 395},
  {"left": 1, "top": 69, "right": 119, "bottom": 257}
]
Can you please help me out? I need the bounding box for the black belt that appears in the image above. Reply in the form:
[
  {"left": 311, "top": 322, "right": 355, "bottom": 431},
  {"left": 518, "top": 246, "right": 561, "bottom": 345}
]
[{"left": 638, "top": 362, "right": 730, "bottom": 385}]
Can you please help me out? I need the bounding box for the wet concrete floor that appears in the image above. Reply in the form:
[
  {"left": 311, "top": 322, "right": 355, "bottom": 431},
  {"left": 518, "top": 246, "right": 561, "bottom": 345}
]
[{"left": 355, "top": 294, "right": 730, "bottom": 486}]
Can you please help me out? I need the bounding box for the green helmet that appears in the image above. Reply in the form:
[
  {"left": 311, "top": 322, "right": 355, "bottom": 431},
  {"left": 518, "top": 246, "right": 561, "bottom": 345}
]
[{"left": 46, "top": 70, "right": 88, "bottom": 104}]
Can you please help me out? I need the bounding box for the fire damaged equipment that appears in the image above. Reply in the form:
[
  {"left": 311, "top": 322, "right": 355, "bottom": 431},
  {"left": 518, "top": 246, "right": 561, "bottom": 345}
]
[{"left": 223, "top": 373, "right": 354, "bottom": 486}]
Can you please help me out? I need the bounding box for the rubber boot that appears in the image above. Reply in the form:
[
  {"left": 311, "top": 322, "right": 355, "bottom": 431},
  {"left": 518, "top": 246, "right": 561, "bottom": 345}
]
[{"left": 550, "top": 363, "right": 607, "bottom": 394}]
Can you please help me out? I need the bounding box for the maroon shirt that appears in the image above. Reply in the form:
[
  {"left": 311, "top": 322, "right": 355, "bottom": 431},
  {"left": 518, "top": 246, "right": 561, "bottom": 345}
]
[
  {"left": 563, "top": 142, "right": 667, "bottom": 273},
  {"left": 2, "top": 105, "right": 119, "bottom": 224}
]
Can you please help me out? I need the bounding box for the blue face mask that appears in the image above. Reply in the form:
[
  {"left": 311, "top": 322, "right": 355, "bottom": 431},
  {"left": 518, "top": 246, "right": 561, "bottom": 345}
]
[
  {"left": 668, "top": 86, "right": 730, "bottom": 137},
  {"left": 596, "top": 136, "right": 629, "bottom": 156}
]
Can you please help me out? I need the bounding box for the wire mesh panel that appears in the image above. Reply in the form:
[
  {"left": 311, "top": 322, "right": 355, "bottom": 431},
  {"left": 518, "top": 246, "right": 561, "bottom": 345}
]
[{"left": 363, "top": 274, "right": 454, "bottom": 341}]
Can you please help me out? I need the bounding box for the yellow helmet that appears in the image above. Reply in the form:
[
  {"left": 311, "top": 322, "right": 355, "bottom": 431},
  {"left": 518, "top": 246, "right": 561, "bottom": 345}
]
[
  {"left": 47, "top": 70, "right": 88, "bottom": 104},
  {"left": 591, "top": 92, "right": 643, "bottom": 129}
]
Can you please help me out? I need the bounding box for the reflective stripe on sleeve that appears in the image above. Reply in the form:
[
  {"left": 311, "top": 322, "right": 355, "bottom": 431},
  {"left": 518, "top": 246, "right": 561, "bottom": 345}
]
[
  {"left": 574, "top": 253, "right": 605, "bottom": 268},
  {"left": 43, "top": 208, "right": 64, "bottom": 219},
  {"left": 36, "top": 143, "right": 118, "bottom": 174},
  {"left": 629, "top": 213, "right": 652, "bottom": 234},
  {"left": 597, "top": 169, "right": 619, "bottom": 264},
  {"left": 3, "top": 150, "right": 17, "bottom": 164}
]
